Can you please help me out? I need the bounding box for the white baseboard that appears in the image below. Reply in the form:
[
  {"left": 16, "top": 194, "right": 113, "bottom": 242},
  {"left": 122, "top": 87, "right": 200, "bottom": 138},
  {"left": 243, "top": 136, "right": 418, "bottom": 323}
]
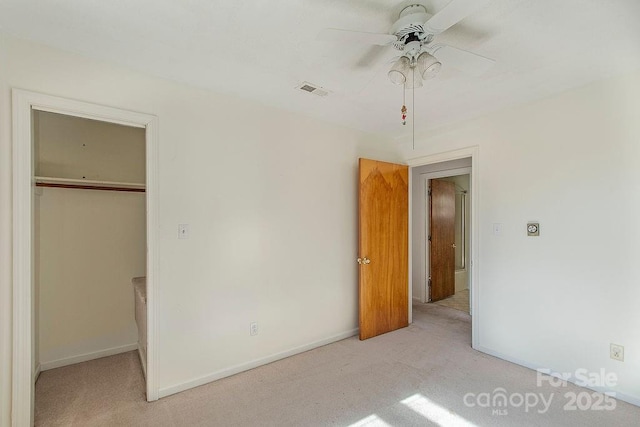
[
  {"left": 412, "top": 296, "right": 424, "bottom": 304},
  {"left": 159, "top": 328, "right": 359, "bottom": 398},
  {"left": 33, "top": 364, "right": 41, "bottom": 383},
  {"left": 476, "top": 345, "right": 640, "bottom": 408},
  {"left": 40, "top": 343, "right": 138, "bottom": 371}
]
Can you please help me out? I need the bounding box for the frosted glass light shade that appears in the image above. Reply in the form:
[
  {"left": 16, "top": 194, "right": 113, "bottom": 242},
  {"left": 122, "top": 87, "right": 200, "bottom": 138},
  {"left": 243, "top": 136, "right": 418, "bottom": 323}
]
[
  {"left": 388, "top": 56, "right": 411, "bottom": 85},
  {"left": 417, "top": 51, "right": 442, "bottom": 80}
]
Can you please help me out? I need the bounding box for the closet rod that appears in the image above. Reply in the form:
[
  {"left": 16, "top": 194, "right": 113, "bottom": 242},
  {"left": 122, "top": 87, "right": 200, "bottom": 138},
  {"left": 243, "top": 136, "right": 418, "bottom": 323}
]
[{"left": 36, "top": 182, "right": 145, "bottom": 192}]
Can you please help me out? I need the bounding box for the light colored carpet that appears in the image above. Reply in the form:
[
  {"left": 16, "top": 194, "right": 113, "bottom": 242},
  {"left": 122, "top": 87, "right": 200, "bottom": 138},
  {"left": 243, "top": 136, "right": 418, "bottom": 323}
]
[
  {"left": 434, "top": 289, "right": 470, "bottom": 313},
  {"left": 35, "top": 304, "right": 639, "bottom": 426}
]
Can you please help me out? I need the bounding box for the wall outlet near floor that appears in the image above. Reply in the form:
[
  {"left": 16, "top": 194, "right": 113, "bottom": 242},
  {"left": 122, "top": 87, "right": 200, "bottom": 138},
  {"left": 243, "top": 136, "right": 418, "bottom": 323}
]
[
  {"left": 527, "top": 222, "right": 540, "bottom": 236},
  {"left": 610, "top": 343, "right": 624, "bottom": 361},
  {"left": 250, "top": 322, "right": 258, "bottom": 336}
]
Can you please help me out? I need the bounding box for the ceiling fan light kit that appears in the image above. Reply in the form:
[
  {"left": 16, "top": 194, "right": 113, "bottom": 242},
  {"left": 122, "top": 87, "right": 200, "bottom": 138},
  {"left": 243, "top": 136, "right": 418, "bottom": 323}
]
[
  {"left": 389, "top": 50, "right": 441, "bottom": 87},
  {"left": 388, "top": 56, "right": 411, "bottom": 85},
  {"left": 417, "top": 52, "right": 441, "bottom": 80}
]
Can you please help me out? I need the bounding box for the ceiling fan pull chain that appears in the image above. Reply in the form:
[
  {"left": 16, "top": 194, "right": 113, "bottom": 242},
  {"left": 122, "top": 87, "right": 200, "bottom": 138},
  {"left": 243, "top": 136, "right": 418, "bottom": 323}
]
[
  {"left": 401, "top": 85, "right": 407, "bottom": 125},
  {"left": 412, "top": 68, "right": 415, "bottom": 150}
]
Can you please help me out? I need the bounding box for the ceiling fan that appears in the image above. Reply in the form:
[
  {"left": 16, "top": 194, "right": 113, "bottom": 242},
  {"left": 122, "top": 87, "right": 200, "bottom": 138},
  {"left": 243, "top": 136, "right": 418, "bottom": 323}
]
[{"left": 319, "top": 0, "right": 495, "bottom": 86}]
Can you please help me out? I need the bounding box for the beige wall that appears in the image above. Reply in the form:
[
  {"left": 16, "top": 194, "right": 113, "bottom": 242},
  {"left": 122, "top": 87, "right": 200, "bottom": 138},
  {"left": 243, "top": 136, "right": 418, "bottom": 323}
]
[{"left": 34, "top": 111, "right": 146, "bottom": 369}]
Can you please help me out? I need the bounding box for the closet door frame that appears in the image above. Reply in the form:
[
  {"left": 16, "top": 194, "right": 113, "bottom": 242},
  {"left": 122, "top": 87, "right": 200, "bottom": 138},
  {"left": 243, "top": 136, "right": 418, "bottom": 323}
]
[{"left": 11, "top": 89, "right": 160, "bottom": 425}]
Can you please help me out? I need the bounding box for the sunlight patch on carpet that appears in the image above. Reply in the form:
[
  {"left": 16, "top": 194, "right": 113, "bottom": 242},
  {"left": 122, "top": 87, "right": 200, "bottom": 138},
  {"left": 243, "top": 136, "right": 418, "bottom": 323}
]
[
  {"left": 347, "top": 414, "right": 393, "bottom": 427},
  {"left": 401, "top": 393, "right": 476, "bottom": 427}
]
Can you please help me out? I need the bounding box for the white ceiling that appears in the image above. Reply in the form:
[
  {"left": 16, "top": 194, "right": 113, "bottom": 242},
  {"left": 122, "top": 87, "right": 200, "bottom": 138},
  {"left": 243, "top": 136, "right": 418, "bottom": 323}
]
[{"left": 2, "top": 0, "right": 640, "bottom": 139}]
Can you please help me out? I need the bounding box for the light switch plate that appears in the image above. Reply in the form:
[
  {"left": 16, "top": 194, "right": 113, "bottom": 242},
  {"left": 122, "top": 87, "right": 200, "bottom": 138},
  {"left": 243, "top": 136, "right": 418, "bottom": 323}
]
[{"left": 527, "top": 222, "right": 539, "bottom": 236}]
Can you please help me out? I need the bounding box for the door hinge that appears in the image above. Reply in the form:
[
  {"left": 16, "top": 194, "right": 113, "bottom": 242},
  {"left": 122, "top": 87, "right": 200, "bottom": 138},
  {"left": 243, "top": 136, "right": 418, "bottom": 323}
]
[{"left": 428, "top": 235, "right": 431, "bottom": 242}]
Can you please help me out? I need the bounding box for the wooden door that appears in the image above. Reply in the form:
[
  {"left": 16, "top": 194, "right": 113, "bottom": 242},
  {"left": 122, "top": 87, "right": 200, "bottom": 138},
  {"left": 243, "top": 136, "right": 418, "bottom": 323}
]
[
  {"left": 358, "top": 158, "right": 408, "bottom": 340},
  {"left": 429, "top": 179, "right": 455, "bottom": 301}
]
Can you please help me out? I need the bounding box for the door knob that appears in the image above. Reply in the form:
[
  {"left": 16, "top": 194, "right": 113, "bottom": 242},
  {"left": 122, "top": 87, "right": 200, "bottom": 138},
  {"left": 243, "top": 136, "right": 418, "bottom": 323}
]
[
  {"left": 357, "top": 257, "right": 371, "bottom": 265},
  {"left": 452, "top": 244, "right": 456, "bottom": 248}
]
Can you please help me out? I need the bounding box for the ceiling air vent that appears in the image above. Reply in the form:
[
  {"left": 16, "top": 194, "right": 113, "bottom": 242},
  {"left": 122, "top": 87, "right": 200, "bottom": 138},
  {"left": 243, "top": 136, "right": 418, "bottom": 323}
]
[{"left": 296, "top": 82, "right": 330, "bottom": 97}]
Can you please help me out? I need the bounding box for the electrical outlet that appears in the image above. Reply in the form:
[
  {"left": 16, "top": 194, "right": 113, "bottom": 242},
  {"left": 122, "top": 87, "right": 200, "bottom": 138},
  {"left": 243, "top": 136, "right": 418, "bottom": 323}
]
[
  {"left": 250, "top": 322, "right": 258, "bottom": 336},
  {"left": 610, "top": 343, "right": 624, "bottom": 361},
  {"left": 527, "top": 222, "right": 540, "bottom": 236}
]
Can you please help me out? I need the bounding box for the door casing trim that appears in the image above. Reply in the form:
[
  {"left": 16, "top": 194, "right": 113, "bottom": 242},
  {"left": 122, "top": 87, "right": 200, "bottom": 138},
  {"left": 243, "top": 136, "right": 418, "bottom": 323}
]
[{"left": 11, "top": 89, "right": 160, "bottom": 425}]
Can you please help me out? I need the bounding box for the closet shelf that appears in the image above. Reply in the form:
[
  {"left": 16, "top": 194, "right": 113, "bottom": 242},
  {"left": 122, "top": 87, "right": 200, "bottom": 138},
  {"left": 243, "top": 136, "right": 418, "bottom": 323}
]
[{"left": 35, "top": 176, "right": 145, "bottom": 192}]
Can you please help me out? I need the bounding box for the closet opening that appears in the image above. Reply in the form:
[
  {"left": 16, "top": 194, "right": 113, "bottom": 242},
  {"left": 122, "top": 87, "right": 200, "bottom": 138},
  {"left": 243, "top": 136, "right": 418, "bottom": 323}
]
[{"left": 32, "top": 110, "right": 149, "bottom": 405}]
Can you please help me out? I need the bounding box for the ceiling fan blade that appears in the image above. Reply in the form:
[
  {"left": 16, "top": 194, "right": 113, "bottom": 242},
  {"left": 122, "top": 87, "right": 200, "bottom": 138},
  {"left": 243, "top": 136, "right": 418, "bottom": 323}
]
[
  {"left": 429, "top": 45, "right": 495, "bottom": 76},
  {"left": 318, "top": 28, "right": 397, "bottom": 46},
  {"left": 355, "top": 45, "right": 393, "bottom": 68},
  {"left": 424, "top": 0, "right": 489, "bottom": 34}
]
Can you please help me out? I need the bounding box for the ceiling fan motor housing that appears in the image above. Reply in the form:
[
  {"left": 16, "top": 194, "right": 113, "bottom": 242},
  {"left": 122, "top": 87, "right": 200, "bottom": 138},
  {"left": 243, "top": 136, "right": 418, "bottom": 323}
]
[{"left": 391, "top": 4, "right": 434, "bottom": 51}]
